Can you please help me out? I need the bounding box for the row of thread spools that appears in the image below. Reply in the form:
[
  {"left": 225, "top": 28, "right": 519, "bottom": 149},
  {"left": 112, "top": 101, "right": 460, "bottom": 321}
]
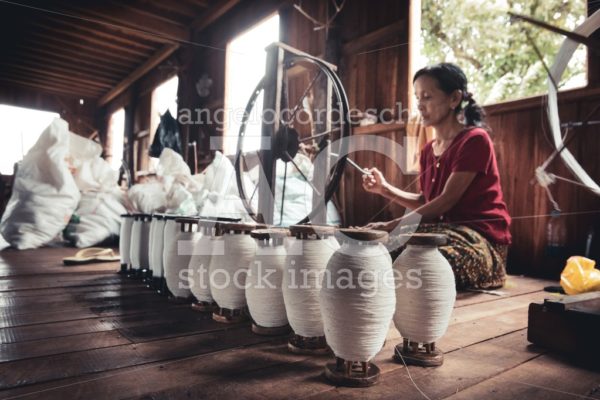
[{"left": 120, "top": 213, "right": 457, "bottom": 387}]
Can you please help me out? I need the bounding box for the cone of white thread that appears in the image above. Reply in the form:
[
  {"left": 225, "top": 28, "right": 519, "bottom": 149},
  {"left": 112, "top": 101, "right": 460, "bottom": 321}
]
[
  {"left": 246, "top": 231, "right": 288, "bottom": 328},
  {"left": 119, "top": 214, "right": 133, "bottom": 267},
  {"left": 283, "top": 235, "right": 339, "bottom": 337},
  {"left": 319, "top": 239, "right": 396, "bottom": 362},
  {"left": 393, "top": 243, "right": 456, "bottom": 344}
]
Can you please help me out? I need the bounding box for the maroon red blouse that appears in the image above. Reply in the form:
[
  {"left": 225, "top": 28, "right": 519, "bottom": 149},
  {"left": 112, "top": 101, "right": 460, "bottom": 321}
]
[{"left": 419, "top": 127, "right": 512, "bottom": 245}]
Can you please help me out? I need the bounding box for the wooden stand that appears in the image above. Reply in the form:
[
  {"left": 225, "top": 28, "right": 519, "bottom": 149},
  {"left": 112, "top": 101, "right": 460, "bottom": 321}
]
[
  {"left": 287, "top": 334, "right": 330, "bottom": 355},
  {"left": 251, "top": 323, "right": 291, "bottom": 336},
  {"left": 393, "top": 338, "right": 443, "bottom": 367},
  {"left": 191, "top": 301, "right": 217, "bottom": 313},
  {"left": 212, "top": 307, "right": 249, "bottom": 324},
  {"left": 528, "top": 291, "right": 600, "bottom": 363},
  {"left": 324, "top": 357, "right": 380, "bottom": 387}
]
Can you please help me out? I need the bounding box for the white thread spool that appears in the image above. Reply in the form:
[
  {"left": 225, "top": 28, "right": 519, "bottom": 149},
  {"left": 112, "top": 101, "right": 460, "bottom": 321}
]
[
  {"left": 118, "top": 214, "right": 134, "bottom": 273},
  {"left": 163, "top": 217, "right": 199, "bottom": 300},
  {"left": 392, "top": 233, "right": 456, "bottom": 367},
  {"left": 320, "top": 229, "right": 395, "bottom": 387},
  {"left": 247, "top": 229, "right": 290, "bottom": 335},
  {"left": 149, "top": 214, "right": 166, "bottom": 290},
  {"left": 161, "top": 215, "right": 179, "bottom": 293},
  {"left": 188, "top": 219, "right": 220, "bottom": 311},
  {"left": 284, "top": 225, "right": 339, "bottom": 354},
  {"left": 129, "top": 214, "right": 151, "bottom": 276},
  {"left": 210, "top": 222, "right": 264, "bottom": 323}
]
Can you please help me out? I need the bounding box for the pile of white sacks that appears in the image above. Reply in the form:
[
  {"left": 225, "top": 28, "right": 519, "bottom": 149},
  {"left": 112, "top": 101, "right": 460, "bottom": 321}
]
[
  {"left": 0, "top": 118, "right": 126, "bottom": 249},
  {"left": 0, "top": 118, "right": 341, "bottom": 250}
]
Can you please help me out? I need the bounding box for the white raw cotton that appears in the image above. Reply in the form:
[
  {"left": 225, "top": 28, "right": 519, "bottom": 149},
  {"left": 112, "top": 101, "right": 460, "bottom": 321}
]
[
  {"left": 209, "top": 232, "right": 256, "bottom": 310},
  {"left": 393, "top": 244, "right": 456, "bottom": 344},
  {"left": 319, "top": 240, "right": 396, "bottom": 362},
  {"left": 188, "top": 222, "right": 218, "bottom": 304},
  {"left": 163, "top": 221, "right": 198, "bottom": 299},
  {"left": 119, "top": 214, "right": 134, "bottom": 267},
  {"left": 283, "top": 235, "right": 339, "bottom": 337},
  {"left": 246, "top": 236, "right": 288, "bottom": 328}
]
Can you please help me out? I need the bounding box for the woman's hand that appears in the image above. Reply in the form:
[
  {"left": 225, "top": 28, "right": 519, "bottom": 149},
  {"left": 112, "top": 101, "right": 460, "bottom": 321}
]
[
  {"left": 362, "top": 219, "right": 398, "bottom": 233},
  {"left": 362, "top": 168, "right": 387, "bottom": 195}
]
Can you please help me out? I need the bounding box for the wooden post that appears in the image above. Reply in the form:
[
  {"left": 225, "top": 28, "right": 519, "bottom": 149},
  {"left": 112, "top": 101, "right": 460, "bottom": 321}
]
[{"left": 257, "top": 44, "right": 284, "bottom": 224}]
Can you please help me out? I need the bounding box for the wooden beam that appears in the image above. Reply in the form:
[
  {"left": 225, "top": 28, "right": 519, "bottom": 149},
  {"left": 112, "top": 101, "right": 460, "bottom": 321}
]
[
  {"left": 1, "top": 71, "right": 105, "bottom": 96},
  {"left": 53, "top": 1, "right": 190, "bottom": 44},
  {"left": 27, "top": 31, "right": 147, "bottom": 66},
  {"left": 34, "top": 21, "right": 151, "bottom": 58},
  {"left": 0, "top": 77, "right": 100, "bottom": 98},
  {"left": 0, "top": 63, "right": 113, "bottom": 89},
  {"left": 145, "top": 0, "right": 207, "bottom": 17},
  {"left": 10, "top": 52, "right": 122, "bottom": 81},
  {"left": 190, "top": 0, "right": 241, "bottom": 31},
  {"left": 99, "top": 44, "right": 180, "bottom": 106},
  {"left": 12, "top": 46, "right": 130, "bottom": 77},
  {"left": 40, "top": 16, "right": 157, "bottom": 52},
  {"left": 106, "top": 0, "right": 189, "bottom": 26},
  {"left": 342, "top": 19, "right": 406, "bottom": 55},
  {"left": 18, "top": 39, "right": 136, "bottom": 72}
]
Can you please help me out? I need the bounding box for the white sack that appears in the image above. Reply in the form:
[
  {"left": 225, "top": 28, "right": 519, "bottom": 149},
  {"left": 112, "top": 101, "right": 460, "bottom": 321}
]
[{"left": 0, "top": 118, "right": 81, "bottom": 249}]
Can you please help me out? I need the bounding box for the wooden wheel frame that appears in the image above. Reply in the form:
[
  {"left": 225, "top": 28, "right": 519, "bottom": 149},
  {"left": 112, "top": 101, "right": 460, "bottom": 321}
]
[{"left": 235, "top": 42, "right": 351, "bottom": 226}]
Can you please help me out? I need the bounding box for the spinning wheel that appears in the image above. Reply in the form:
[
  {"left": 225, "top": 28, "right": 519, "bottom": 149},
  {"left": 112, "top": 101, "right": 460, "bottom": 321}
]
[
  {"left": 235, "top": 42, "right": 350, "bottom": 226},
  {"left": 512, "top": 10, "right": 600, "bottom": 203}
]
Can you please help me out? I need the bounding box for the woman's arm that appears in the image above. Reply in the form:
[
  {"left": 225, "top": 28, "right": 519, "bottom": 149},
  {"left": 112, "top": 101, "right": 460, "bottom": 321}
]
[
  {"left": 364, "top": 171, "right": 476, "bottom": 231},
  {"left": 362, "top": 168, "right": 425, "bottom": 210}
]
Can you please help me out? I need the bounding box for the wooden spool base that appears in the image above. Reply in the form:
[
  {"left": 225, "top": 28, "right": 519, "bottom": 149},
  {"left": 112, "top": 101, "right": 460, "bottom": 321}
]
[
  {"left": 119, "top": 263, "right": 128, "bottom": 274},
  {"left": 287, "top": 334, "right": 330, "bottom": 355},
  {"left": 324, "top": 357, "right": 380, "bottom": 387},
  {"left": 191, "top": 301, "right": 217, "bottom": 312},
  {"left": 251, "top": 323, "right": 291, "bottom": 336},
  {"left": 393, "top": 339, "right": 444, "bottom": 367},
  {"left": 212, "top": 307, "right": 248, "bottom": 324}
]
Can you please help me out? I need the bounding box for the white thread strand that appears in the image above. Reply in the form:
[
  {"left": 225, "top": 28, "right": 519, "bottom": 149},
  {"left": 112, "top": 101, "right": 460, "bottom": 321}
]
[
  {"left": 162, "top": 219, "right": 178, "bottom": 278},
  {"left": 119, "top": 215, "right": 133, "bottom": 265},
  {"left": 163, "top": 226, "right": 198, "bottom": 298},
  {"left": 393, "top": 244, "right": 456, "bottom": 344},
  {"left": 246, "top": 241, "right": 288, "bottom": 328},
  {"left": 150, "top": 218, "right": 166, "bottom": 278},
  {"left": 283, "top": 236, "right": 339, "bottom": 337},
  {"left": 209, "top": 233, "right": 256, "bottom": 310},
  {"left": 188, "top": 227, "right": 215, "bottom": 303},
  {"left": 319, "top": 242, "right": 396, "bottom": 362}
]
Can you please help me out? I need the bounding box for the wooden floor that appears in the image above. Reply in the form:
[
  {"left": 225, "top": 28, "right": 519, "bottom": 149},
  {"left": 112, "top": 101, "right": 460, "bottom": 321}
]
[{"left": 0, "top": 247, "right": 599, "bottom": 400}]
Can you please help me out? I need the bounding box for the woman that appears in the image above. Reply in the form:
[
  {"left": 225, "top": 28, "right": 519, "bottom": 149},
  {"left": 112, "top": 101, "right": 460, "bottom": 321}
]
[{"left": 363, "top": 63, "right": 511, "bottom": 289}]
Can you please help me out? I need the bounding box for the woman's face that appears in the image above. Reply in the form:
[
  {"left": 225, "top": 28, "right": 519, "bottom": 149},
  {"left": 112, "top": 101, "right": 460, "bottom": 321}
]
[{"left": 413, "top": 75, "right": 460, "bottom": 127}]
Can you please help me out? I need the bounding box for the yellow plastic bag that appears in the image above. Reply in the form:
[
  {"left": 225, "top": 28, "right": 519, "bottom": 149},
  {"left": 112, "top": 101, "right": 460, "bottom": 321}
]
[{"left": 560, "top": 256, "right": 600, "bottom": 295}]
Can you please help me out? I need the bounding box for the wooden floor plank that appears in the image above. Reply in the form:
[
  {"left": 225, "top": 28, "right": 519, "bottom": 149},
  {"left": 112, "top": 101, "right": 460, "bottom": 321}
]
[
  {"left": 0, "top": 274, "right": 128, "bottom": 292},
  {"left": 0, "top": 331, "right": 131, "bottom": 363},
  {"left": 0, "top": 306, "right": 196, "bottom": 344},
  {"left": 454, "top": 275, "right": 554, "bottom": 308},
  {"left": 442, "top": 353, "right": 600, "bottom": 399},
  {"left": 0, "top": 325, "right": 276, "bottom": 391},
  {"left": 0, "top": 297, "right": 185, "bottom": 329}
]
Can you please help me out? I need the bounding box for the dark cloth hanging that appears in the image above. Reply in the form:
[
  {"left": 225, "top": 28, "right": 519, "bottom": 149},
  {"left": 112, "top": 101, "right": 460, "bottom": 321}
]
[{"left": 149, "top": 110, "right": 182, "bottom": 157}]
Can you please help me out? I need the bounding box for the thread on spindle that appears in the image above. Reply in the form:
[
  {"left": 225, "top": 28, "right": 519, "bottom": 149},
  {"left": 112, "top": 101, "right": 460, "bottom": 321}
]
[
  {"left": 319, "top": 242, "right": 395, "bottom": 362},
  {"left": 283, "top": 236, "right": 339, "bottom": 337}
]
